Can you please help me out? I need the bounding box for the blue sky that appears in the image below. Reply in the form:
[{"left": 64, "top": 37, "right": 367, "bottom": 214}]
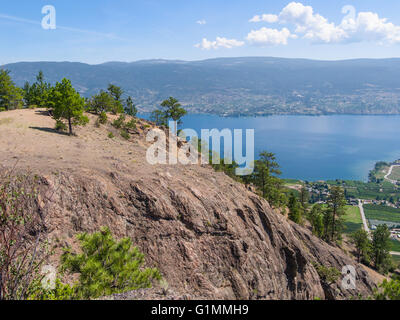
[{"left": 2, "top": 0, "right": 400, "bottom": 64}]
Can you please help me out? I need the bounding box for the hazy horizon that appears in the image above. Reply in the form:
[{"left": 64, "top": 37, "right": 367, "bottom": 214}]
[{"left": 4, "top": 55, "right": 400, "bottom": 66}]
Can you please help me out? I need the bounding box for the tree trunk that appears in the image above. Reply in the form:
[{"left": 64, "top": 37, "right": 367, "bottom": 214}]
[
  {"left": 262, "top": 172, "right": 266, "bottom": 198},
  {"left": 331, "top": 207, "right": 336, "bottom": 242},
  {"left": 68, "top": 117, "right": 73, "bottom": 136}
]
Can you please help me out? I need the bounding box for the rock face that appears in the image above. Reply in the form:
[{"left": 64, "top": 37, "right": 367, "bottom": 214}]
[
  {"left": 0, "top": 109, "right": 376, "bottom": 300},
  {"left": 21, "top": 167, "right": 375, "bottom": 300}
]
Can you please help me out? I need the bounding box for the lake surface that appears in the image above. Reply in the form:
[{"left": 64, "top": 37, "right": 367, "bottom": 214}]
[{"left": 140, "top": 114, "right": 400, "bottom": 182}]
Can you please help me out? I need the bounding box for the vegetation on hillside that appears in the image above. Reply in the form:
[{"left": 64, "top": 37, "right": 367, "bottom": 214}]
[
  {"left": 49, "top": 78, "right": 89, "bottom": 135},
  {"left": 87, "top": 90, "right": 120, "bottom": 115},
  {"left": 0, "top": 172, "right": 48, "bottom": 300},
  {"left": 0, "top": 69, "right": 24, "bottom": 111},
  {"left": 56, "top": 227, "right": 160, "bottom": 300},
  {"left": 23, "top": 71, "right": 51, "bottom": 109},
  {"left": 351, "top": 230, "right": 371, "bottom": 263},
  {"left": 150, "top": 96, "right": 187, "bottom": 134},
  {"left": 28, "top": 227, "right": 161, "bottom": 300},
  {"left": 372, "top": 225, "right": 393, "bottom": 274},
  {"left": 375, "top": 279, "right": 400, "bottom": 300}
]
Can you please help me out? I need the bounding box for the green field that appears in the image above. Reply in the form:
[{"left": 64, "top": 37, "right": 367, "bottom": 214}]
[
  {"left": 282, "top": 179, "right": 303, "bottom": 185},
  {"left": 391, "top": 239, "right": 400, "bottom": 252},
  {"left": 364, "top": 204, "right": 400, "bottom": 224},
  {"left": 389, "top": 166, "right": 400, "bottom": 181},
  {"left": 343, "top": 205, "right": 363, "bottom": 234},
  {"left": 326, "top": 180, "right": 400, "bottom": 201},
  {"left": 392, "top": 255, "right": 400, "bottom": 264}
]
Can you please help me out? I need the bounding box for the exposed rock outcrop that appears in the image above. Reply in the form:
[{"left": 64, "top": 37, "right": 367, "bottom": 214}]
[{"left": 28, "top": 168, "right": 374, "bottom": 300}]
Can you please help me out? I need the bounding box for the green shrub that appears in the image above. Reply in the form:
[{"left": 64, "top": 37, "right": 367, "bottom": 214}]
[
  {"left": 55, "top": 120, "right": 67, "bottom": 132},
  {"left": 28, "top": 279, "right": 75, "bottom": 301},
  {"left": 375, "top": 279, "right": 400, "bottom": 300},
  {"left": 99, "top": 111, "right": 108, "bottom": 124},
  {"left": 124, "top": 119, "right": 136, "bottom": 130},
  {"left": 76, "top": 115, "right": 89, "bottom": 126},
  {"left": 108, "top": 132, "right": 114, "bottom": 139},
  {"left": 120, "top": 129, "right": 130, "bottom": 140},
  {"left": 313, "top": 263, "right": 341, "bottom": 285},
  {"left": 60, "top": 227, "right": 161, "bottom": 299},
  {"left": 112, "top": 114, "right": 126, "bottom": 129}
]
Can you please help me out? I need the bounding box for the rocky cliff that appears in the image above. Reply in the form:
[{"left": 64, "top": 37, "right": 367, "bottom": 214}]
[{"left": 0, "top": 109, "right": 377, "bottom": 299}]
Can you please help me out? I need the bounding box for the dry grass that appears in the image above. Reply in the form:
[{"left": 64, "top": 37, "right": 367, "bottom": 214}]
[{"left": 0, "top": 117, "right": 13, "bottom": 125}]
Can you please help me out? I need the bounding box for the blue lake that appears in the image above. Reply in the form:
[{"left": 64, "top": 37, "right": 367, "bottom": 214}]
[{"left": 140, "top": 114, "right": 400, "bottom": 182}]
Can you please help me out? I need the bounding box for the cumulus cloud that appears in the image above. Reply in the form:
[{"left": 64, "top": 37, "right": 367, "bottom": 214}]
[
  {"left": 249, "top": 1, "right": 400, "bottom": 44},
  {"left": 196, "top": 20, "right": 207, "bottom": 25},
  {"left": 195, "top": 37, "right": 245, "bottom": 50},
  {"left": 195, "top": 2, "right": 400, "bottom": 50},
  {"left": 249, "top": 14, "right": 278, "bottom": 23},
  {"left": 341, "top": 12, "right": 400, "bottom": 44},
  {"left": 246, "top": 27, "right": 296, "bottom": 45},
  {"left": 278, "top": 2, "right": 346, "bottom": 43}
]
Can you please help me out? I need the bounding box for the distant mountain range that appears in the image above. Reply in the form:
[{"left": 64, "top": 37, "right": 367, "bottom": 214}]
[{"left": 3, "top": 57, "right": 400, "bottom": 116}]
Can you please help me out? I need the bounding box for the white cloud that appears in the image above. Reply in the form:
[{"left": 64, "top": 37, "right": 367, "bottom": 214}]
[
  {"left": 246, "top": 27, "right": 296, "bottom": 45},
  {"left": 249, "top": 14, "right": 278, "bottom": 23},
  {"left": 195, "top": 37, "right": 245, "bottom": 50},
  {"left": 341, "top": 12, "right": 400, "bottom": 44},
  {"left": 196, "top": 20, "right": 207, "bottom": 25},
  {"left": 278, "top": 2, "right": 347, "bottom": 43},
  {"left": 249, "top": 2, "right": 400, "bottom": 44},
  {"left": 196, "top": 2, "right": 400, "bottom": 50}
]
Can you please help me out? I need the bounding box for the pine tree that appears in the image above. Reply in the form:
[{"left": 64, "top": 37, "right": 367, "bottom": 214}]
[
  {"left": 49, "top": 78, "right": 88, "bottom": 135},
  {"left": 253, "top": 151, "right": 284, "bottom": 207},
  {"left": 372, "top": 225, "right": 392, "bottom": 273},
  {"left": 325, "top": 186, "right": 346, "bottom": 242},
  {"left": 125, "top": 96, "right": 138, "bottom": 117},
  {"left": 107, "top": 84, "right": 124, "bottom": 114},
  {"left": 0, "top": 69, "right": 23, "bottom": 111},
  {"left": 60, "top": 227, "right": 161, "bottom": 299},
  {"left": 375, "top": 279, "right": 400, "bottom": 300},
  {"left": 351, "top": 229, "right": 371, "bottom": 263},
  {"left": 308, "top": 204, "right": 324, "bottom": 238},
  {"left": 299, "top": 186, "right": 310, "bottom": 218},
  {"left": 288, "top": 193, "right": 301, "bottom": 223},
  {"left": 151, "top": 97, "right": 187, "bottom": 134},
  {"left": 87, "top": 90, "right": 117, "bottom": 114},
  {"left": 23, "top": 71, "right": 51, "bottom": 108},
  {"left": 107, "top": 84, "right": 124, "bottom": 101}
]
